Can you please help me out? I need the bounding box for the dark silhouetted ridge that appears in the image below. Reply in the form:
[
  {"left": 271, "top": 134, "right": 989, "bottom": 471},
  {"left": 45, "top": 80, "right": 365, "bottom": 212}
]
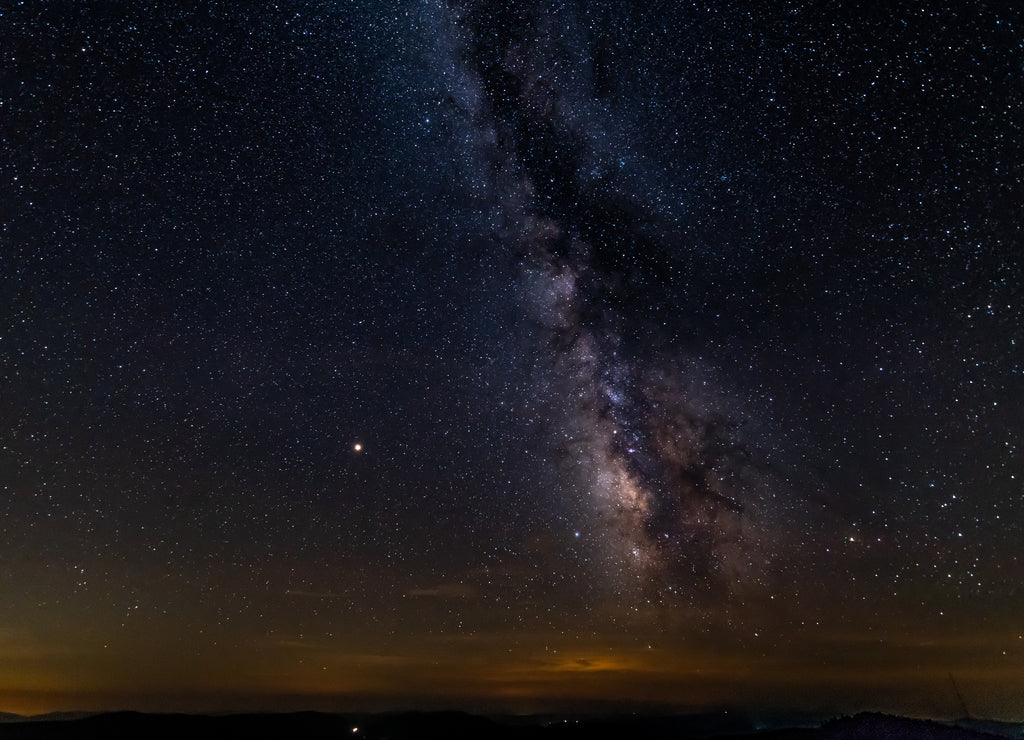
[{"left": 0, "top": 710, "right": 1016, "bottom": 739}]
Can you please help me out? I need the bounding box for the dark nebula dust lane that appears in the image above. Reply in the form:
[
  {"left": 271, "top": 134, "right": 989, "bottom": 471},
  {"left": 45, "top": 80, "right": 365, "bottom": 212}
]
[
  {"left": 2, "top": 0, "right": 1023, "bottom": 719},
  {"left": 442, "top": 0, "right": 773, "bottom": 597}
]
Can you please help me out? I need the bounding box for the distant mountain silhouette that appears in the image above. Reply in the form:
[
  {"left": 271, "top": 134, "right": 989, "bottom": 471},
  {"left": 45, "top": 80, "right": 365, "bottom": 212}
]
[
  {"left": 752, "top": 713, "right": 1012, "bottom": 739},
  {"left": 0, "top": 710, "right": 1015, "bottom": 739},
  {"left": 0, "top": 711, "right": 95, "bottom": 723}
]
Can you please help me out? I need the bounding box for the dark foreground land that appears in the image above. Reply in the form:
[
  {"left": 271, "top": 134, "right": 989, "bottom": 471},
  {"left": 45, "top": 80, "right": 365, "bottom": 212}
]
[{"left": 0, "top": 710, "right": 1019, "bottom": 740}]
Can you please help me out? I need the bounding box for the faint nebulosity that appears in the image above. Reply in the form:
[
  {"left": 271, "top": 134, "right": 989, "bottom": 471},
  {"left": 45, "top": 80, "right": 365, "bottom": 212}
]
[
  {"left": 1, "top": 0, "right": 1022, "bottom": 720},
  {"left": 444, "top": 0, "right": 770, "bottom": 599}
]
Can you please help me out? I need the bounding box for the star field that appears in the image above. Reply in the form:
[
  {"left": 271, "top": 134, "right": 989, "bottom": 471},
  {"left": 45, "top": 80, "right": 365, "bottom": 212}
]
[{"left": 1, "top": 0, "right": 1022, "bottom": 720}]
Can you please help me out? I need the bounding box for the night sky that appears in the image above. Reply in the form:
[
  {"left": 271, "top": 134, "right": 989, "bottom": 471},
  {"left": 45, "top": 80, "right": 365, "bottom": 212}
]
[{"left": 2, "top": 0, "right": 1023, "bottom": 721}]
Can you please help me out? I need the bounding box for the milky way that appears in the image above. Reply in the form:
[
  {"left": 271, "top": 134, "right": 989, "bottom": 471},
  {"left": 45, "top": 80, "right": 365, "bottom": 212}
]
[
  {"left": 4, "top": 0, "right": 1022, "bottom": 717},
  {"left": 441, "top": 0, "right": 771, "bottom": 599}
]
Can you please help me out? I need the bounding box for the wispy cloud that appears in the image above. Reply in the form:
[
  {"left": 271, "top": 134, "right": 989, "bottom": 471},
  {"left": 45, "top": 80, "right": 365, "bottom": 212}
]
[
  {"left": 407, "top": 583, "right": 478, "bottom": 599},
  {"left": 283, "top": 589, "right": 343, "bottom": 600}
]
